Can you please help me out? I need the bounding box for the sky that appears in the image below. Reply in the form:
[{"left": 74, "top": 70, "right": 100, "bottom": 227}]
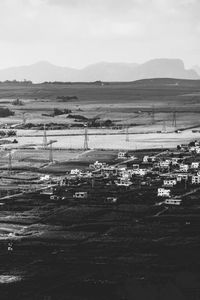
[{"left": 0, "top": 0, "right": 199, "bottom": 69}]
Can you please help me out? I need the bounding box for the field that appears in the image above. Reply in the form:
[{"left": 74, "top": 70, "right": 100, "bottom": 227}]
[
  {"left": 0, "top": 79, "right": 200, "bottom": 132},
  {"left": 0, "top": 79, "right": 200, "bottom": 299}
]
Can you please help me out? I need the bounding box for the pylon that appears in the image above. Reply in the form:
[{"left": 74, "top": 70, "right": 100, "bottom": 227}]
[
  {"left": 8, "top": 151, "right": 12, "bottom": 174},
  {"left": 43, "top": 124, "right": 47, "bottom": 149},
  {"left": 83, "top": 125, "right": 89, "bottom": 150},
  {"left": 172, "top": 110, "right": 177, "bottom": 127},
  {"left": 49, "top": 141, "right": 53, "bottom": 163},
  {"left": 125, "top": 126, "right": 129, "bottom": 142},
  {"left": 162, "top": 120, "right": 166, "bottom": 132},
  {"left": 151, "top": 105, "right": 155, "bottom": 124},
  {"left": 22, "top": 112, "right": 26, "bottom": 125}
]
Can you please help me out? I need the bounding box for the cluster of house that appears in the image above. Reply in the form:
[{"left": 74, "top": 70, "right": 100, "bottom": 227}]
[{"left": 54, "top": 142, "right": 200, "bottom": 205}]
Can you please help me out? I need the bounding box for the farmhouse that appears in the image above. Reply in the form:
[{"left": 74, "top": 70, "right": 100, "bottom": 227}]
[
  {"left": 191, "top": 175, "right": 200, "bottom": 185},
  {"left": 163, "top": 179, "right": 177, "bottom": 187},
  {"left": 73, "top": 192, "right": 88, "bottom": 199},
  {"left": 164, "top": 198, "right": 182, "bottom": 205},
  {"left": 157, "top": 188, "right": 171, "bottom": 197}
]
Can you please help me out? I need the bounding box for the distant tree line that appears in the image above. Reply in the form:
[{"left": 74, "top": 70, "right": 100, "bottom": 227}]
[
  {"left": 56, "top": 95, "right": 78, "bottom": 101},
  {"left": 0, "top": 80, "right": 32, "bottom": 85}
]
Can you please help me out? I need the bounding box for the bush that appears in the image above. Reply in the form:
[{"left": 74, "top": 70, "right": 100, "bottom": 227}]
[
  {"left": 0, "top": 107, "right": 14, "bottom": 117},
  {"left": 12, "top": 98, "right": 23, "bottom": 106}
]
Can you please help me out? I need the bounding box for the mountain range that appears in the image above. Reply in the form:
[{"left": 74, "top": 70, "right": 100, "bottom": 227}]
[{"left": 0, "top": 58, "right": 199, "bottom": 83}]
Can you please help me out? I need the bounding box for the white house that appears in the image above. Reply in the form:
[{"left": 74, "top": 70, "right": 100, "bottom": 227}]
[
  {"left": 176, "top": 173, "right": 189, "bottom": 182},
  {"left": 132, "top": 169, "right": 148, "bottom": 176},
  {"left": 118, "top": 152, "right": 127, "bottom": 159},
  {"left": 171, "top": 157, "right": 181, "bottom": 165},
  {"left": 143, "top": 156, "right": 149, "bottom": 163},
  {"left": 157, "top": 188, "right": 171, "bottom": 197},
  {"left": 190, "top": 146, "right": 200, "bottom": 154},
  {"left": 179, "top": 164, "right": 189, "bottom": 172},
  {"left": 163, "top": 179, "right": 177, "bottom": 187},
  {"left": 192, "top": 175, "right": 200, "bottom": 184},
  {"left": 40, "top": 174, "right": 50, "bottom": 181},
  {"left": 159, "top": 160, "right": 171, "bottom": 168},
  {"left": 73, "top": 192, "right": 88, "bottom": 199},
  {"left": 132, "top": 164, "right": 140, "bottom": 170},
  {"left": 115, "top": 178, "right": 132, "bottom": 187},
  {"left": 164, "top": 198, "right": 182, "bottom": 205},
  {"left": 191, "top": 162, "right": 200, "bottom": 169},
  {"left": 70, "top": 169, "right": 81, "bottom": 175}
]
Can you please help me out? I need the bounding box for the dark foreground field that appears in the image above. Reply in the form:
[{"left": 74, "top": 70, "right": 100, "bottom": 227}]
[{"left": 1, "top": 192, "right": 200, "bottom": 300}]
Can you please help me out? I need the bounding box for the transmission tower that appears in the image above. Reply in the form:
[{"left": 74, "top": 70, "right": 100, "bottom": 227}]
[
  {"left": 22, "top": 112, "right": 27, "bottom": 125},
  {"left": 172, "top": 110, "right": 177, "bottom": 127},
  {"left": 162, "top": 120, "right": 166, "bottom": 132},
  {"left": 125, "top": 126, "right": 129, "bottom": 142},
  {"left": 151, "top": 105, "right": 155, "bottom": 124},
  {"left": 8, "top": 151, "right": 12, "bottom": 174},
  {"left": 83, "top": 125, "right": 89, "bottom": 150},
  {"left": 49, "top": 141, "right": 53, "bottom": 163},
  {"left": 43, "top": 124, "right": 47, "bottom": 149}
]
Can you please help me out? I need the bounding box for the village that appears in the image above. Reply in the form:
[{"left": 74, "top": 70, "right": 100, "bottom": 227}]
[{"left": 11, "top": 138, "right": 200, "bottom": 211}]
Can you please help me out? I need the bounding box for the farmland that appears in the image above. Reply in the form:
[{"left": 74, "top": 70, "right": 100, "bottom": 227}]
[{"left": 0, "top": 79, "right": 200, "bottom": 299}]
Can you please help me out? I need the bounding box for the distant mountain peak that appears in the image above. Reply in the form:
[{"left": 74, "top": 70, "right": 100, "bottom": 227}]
[{"left": 0, "top": 58, "right": 199, "bottom": 83}]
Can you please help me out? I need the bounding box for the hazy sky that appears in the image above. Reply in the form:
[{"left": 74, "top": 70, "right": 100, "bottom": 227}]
[{"left": 0, "top": 0, "right": 199, "bottom": 69}]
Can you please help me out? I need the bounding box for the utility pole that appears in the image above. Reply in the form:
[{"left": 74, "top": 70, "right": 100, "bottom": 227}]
[
  {"left": 22, "top": 112, "right": 27, "bottom": 125},
  {"left": 83, "top": 125, "right": 89, "bottom": 151},
  {"left": 151, "top": 105, "right": 155, "bottom": 124},
  {"left": 43, "top": 124, "right": 47, "bottom": 149},
  {"left": 172, "top": 110, "right": 177, "bottom": 127},
  {"left": 162, "top": 120, "right": 166, "bottom": 132},
  {"left": 49, "top": 141, "right": 53, "bottom": 163},
  {"left": 125, "top": 125, "right": 129, "bottom": 142},
  {"left": 8, "top": 151, "right": 12, "bottom": 174}
]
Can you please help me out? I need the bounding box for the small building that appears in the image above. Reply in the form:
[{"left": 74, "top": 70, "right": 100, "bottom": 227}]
[
  {"left": 191, "top": 175, "right": 200, "bottom": 184},
  {"left": 163, "top": 179, "right": 177, "bottom": 187},
  {"left": 132, "top": 164, "right": 139, "bottom": 170},
  {"left": 118, "top": 151, "right": 128, "bottom": 159},
  {"left": 159, "top": 160, "right": 171, "bottom": 168},
  {"left": 179, "top": 164, "right": 189, "bottom": 172},
  {"left": 40, "top": 174, "right": 50, "bottom": 181},
  {"left": 157, "top": 188, "right": 171, "bottom": 197},
  {"left": 164, "top": 198, "right": 182, "bottom": 205},
  {"left": 171, "top": 157, "right": 181, "bottom": 165},
  {"left": 176, "top": 173, "right": 189, "bottom": 182},
  {"left": 132, "top": 168, "right": 148, "bottom": 176},
  {"left": 143, "top": 156, "right": 149, "bottom": 163},
  {"left": 73, "top": 192, "right": 88, "bottom": 199},
  {"left": 115, "top": 178, "right": 132, "bottom": 187},
  {"left": 191, "top": 162, "right": 200, "bottom": 169},
  {"left": 105, "top": 197, "right": 117, "bottom": 204},
  {"left": 70, "top": 169, "right": 81, "bottom": 175},
  {"left": 90, "top": 161, "right": 107, "bottom": 169}
]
